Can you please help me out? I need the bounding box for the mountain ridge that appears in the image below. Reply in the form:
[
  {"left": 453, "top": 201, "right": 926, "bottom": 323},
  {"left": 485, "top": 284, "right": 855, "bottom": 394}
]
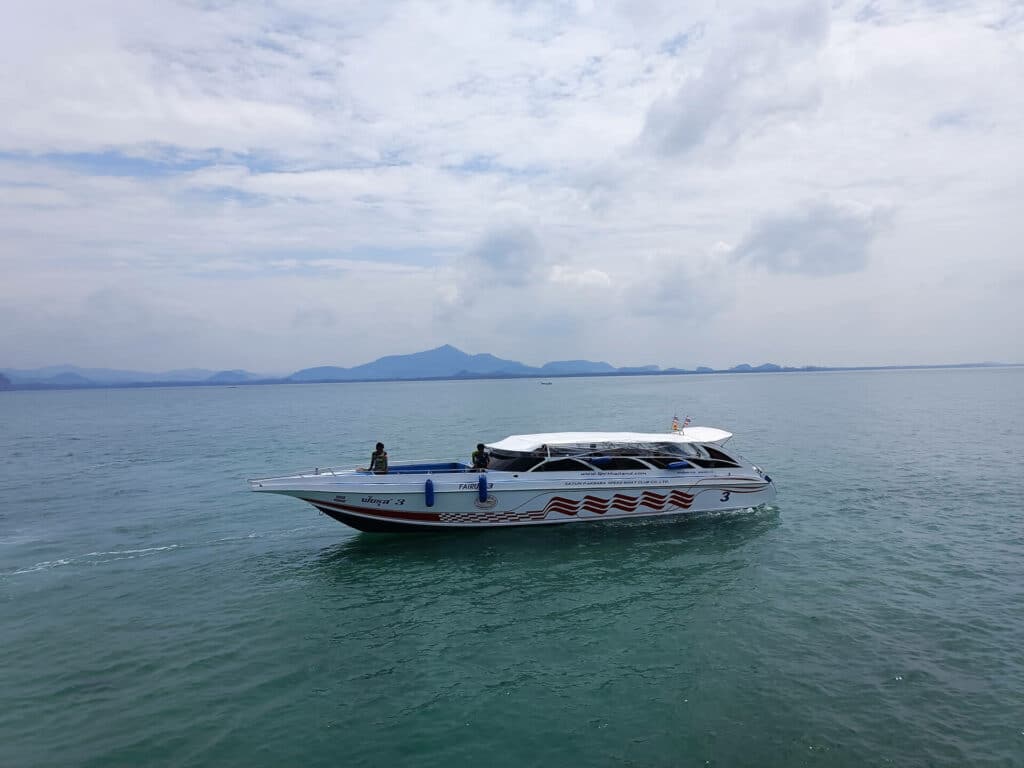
[{"left": 1, "top": 345, "right": 1016, "bottom": 391}]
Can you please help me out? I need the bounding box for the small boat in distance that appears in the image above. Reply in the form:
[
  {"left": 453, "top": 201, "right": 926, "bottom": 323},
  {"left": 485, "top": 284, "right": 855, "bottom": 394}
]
[
  {"left": 540, "top": 381, "right": 553, "bottom": 385},
  {"left": 249, "top": 427, "right": 776, "bottom": 533}
]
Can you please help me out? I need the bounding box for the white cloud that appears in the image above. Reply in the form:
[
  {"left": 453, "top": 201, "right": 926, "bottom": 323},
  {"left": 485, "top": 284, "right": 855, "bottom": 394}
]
[
  {"left": 549, "top": 265, "right": 612, "bottom": 288},
  {"left": 641, "top": 1, "right": 830, "bottom": 157},
  {"left": 1, "top": 0, "right": 1023, "bottom": 370},
  {"left": 731, "top": 201, "right": 888, "bottom": 276}
]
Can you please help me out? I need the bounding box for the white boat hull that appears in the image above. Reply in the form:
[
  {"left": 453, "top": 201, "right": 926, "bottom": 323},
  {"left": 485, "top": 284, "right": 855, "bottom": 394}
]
[{"left": 251, "top": 470, "right": 776, "bottom": 532}]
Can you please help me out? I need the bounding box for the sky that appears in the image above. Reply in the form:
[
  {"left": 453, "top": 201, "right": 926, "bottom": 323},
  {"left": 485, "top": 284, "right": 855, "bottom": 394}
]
[{"left": 1, "top": 0, "right": 1022, "bottom": 372}]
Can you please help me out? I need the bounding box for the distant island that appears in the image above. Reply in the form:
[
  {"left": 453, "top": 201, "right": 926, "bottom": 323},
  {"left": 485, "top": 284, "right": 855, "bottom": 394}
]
[{"left": 0, "top": 344, "right": 1017, "bottom": 391}]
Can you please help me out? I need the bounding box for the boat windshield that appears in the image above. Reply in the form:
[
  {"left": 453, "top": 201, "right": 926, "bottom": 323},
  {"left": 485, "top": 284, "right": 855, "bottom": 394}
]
[{"left": 487, "top": 452, "right": 545, "bottom": 472}]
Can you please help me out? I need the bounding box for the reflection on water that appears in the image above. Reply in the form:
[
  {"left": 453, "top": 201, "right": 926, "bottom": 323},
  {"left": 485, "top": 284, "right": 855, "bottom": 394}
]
[{"left": 311, "top": 506, "right": 782, "bottom": 580}]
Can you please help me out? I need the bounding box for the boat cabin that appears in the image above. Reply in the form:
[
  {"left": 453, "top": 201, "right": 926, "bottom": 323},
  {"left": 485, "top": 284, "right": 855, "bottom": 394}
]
[{"left": 484, "top": 430, "right": 742, "bottom": 473}]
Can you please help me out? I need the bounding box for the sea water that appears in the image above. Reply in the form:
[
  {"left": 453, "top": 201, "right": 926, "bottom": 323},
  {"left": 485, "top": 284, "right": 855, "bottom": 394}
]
[{"left": 1, "top": 368, "right": 1022, "bottom": 766}]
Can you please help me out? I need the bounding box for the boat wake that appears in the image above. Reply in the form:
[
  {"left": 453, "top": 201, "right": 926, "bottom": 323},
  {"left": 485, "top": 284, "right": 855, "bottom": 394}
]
[
  {"left": 9, "top": 545, "right": 180, "bottom": 575},
  {"left": 6, "top": 522, "right": 328, "bottom": 578}
]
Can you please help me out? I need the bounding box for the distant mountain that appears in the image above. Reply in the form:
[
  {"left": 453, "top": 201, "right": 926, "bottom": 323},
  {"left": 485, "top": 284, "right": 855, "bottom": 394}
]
[
  {"left": 3, "top": 347, "right": 1015, "bottom": 391},
  {"left": 288, "top": 366, "right": 350, "bottom": 382},
  {"left": 46, "top": 372, "right": 94, "bottom": 386},
  {"left": 730, "top": 363, "right": 782, "bottom": 373},
  {"left": 290, "top": 344, "right": 535, "bottom": 382},
  {"left": 160, "top": 368, "right": 221, "bottom": 382},
  {"left": 539, "top": 359, "right": 616, "bottom": 375},
  {"left": 288, "top": 345, "right": 636, "bottom": 382},
  {"left": 1, "top": 364, "right": 219, "bottom": 385},
  {"left": 348, "top": 344, "right": 534, "bottom": 379},
  {"left": 618, "top": 365, "right": 661, "bottom": 373},
  {"left": 206, "top": 370, "right": 261, "bottom": 384}
]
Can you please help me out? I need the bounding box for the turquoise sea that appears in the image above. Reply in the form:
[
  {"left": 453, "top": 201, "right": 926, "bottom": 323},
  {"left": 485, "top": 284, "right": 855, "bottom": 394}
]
[{"left": 2, "top": 368, "right": 1023, "bottom": 766}]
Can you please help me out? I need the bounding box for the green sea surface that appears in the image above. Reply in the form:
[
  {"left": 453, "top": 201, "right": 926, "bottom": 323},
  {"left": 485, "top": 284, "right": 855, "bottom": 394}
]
[{"left": 2, "top": 369, "right": 1022, "bottom": 766}]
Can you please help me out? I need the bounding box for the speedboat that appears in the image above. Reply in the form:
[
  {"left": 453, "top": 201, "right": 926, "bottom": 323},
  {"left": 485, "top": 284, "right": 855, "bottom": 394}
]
[{"left": 249, "top": 428, "right": 776, "bottom": 532}]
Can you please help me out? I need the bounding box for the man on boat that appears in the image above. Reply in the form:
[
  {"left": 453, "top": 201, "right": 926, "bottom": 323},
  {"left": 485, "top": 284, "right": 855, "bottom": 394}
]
[
  {"left": 366, "top": 442, "right": 388, "bottom": 474},
  {"left": 471, "top": 443, "right": 490, "bottom": 471}
]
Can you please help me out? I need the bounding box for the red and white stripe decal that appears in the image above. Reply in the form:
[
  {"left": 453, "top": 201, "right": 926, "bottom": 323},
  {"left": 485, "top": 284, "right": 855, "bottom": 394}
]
[
  {"left": 542, "top": 490, "right": 694, "bottom": 517},
  {"left": 304, "top": 484, "right": 767, "bottom": 526}
]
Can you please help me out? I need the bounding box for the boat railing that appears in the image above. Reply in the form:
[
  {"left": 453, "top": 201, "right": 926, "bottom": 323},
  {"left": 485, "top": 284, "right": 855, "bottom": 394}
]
[
  {"left": 250, "top": 450, "right": 755, "bottom": 482},
  {"left": 249, "top": 460, "right": 475, "bottom": 482},
  {"left": 374, "top": 462, "right": 473, "bottom": 475}
]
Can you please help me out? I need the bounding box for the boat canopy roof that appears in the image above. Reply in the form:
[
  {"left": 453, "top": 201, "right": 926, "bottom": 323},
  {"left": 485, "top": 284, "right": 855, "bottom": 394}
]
[{"left": 487, "top": 428, "right": 732, "bottom": 453}]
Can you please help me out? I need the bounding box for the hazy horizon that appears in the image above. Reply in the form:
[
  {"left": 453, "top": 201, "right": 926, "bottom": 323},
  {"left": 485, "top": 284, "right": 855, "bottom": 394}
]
[
  {"left": 2, "top": 342, "right": 1019, "bottom": 381},
  {"left": 2, "top": 1, "right": 1022, "bottom": 371}
]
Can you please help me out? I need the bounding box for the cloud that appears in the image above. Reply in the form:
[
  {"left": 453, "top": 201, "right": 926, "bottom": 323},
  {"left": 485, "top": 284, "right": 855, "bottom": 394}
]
[
  {"left": 467, "top": 225, "right": 546, "bottom": 284},
  {"left": 1, "top": 0, "right": 1023, "bottom": 370},
  {"left": 291, "top": 308, "right": 337, "bottom": 329},
  {"left": 549, "top": 265, "right": 612, "bottom": 288},
  {"left": 640, "top": 1, "right": 829, "bottom": 157},
  {"left": 437, "top": 224, "right": 549, "bottom": 317},
  {"left": 928, "top": 109, "right": 976, "bottom": 130},
  {"left": 731, "top": 202, "right": 887, "bottom": 276},
  {"left": 621, "top": 242, "right": 734, "bottom": 321}
]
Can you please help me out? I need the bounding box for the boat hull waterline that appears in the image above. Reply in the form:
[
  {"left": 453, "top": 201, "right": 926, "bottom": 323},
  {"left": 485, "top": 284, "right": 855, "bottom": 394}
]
[{"left": 252, "top": 473, "right": 775, "bottom": 532}]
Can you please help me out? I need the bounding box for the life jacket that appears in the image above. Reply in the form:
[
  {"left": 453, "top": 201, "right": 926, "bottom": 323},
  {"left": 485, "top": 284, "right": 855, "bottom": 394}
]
[
  {"left": 370, "top": 450, "right": 388, "bottom": 473},
  {"left": 472, "top": 449, "right": 489, "bottom": 469}
]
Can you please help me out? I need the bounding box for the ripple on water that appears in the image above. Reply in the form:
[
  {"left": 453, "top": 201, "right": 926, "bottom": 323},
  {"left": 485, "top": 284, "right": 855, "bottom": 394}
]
[{"left": 2, "top": 371, "right": 1024, "bottom": 766}]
